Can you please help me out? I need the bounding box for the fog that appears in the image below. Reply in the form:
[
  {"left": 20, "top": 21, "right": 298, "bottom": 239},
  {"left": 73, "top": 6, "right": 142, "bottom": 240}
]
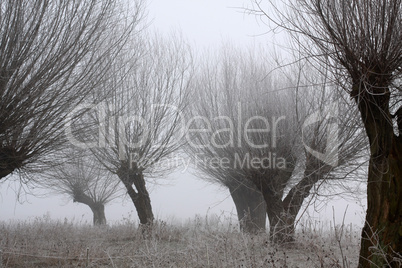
[{"left": 0, "top": 0, "right": 366, "bottom": 228}]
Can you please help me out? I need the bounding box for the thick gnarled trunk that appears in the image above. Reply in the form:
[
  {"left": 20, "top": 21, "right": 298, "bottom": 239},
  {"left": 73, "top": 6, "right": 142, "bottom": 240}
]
[
  {"left": 359, "top": 146, "right": 402, "bottom": 267},
  {"left": 263, "top": 192, "right": 294, "bottom": 243},
  {"left": 228, "top": 182, "right": 266, "bottom": 234},
  {"left": 251, "top": 168, "right": 295, "bottom": 243},
  {"left": 90, "top": 203, "right": 106, "bottom": 226},
  {"left": 248, "top": 154, "right": 324, "bottom": 243},
  {"left": 261, "top": 172, "right": 318, "bottom": 243},
  {"left": 354, "top": 86, "right": 402, "bottom": 267},
  {"left": 118, "top": 166, "right": 154, "bottom": 225},
  {"left": 264, "top": 174, "right": 320, "bottom": 243},
  {"left": 73, "top": 192, "right": 107, "bottom": 226}
]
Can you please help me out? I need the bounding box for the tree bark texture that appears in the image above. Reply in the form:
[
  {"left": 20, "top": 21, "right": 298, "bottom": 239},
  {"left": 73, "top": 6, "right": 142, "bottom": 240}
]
[
  {"left": 228, "top": 182, "right": 266, "bottom": 234},
  {"left": 352, "top": 84, "right": 402, "bottom": 268},
  {"left": 263, "top": 190, "right": 295, "bottom": 243},
  {"left": 118, "top": 165, "right": 154, "bottom": 225},
  {"left": 90, "top": 203, "right": 106, "bottom": 226},
  {"left": 281, "top": 153, "right": 326, "bottom": 236},
  {"left": 255, "top": 156, "right": 323, "bottom": 244}
]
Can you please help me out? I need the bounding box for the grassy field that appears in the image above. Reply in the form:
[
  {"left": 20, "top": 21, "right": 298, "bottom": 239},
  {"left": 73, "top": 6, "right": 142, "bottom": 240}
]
[{"left": 0, "top": 215, "right": 361, "bottom": 267}]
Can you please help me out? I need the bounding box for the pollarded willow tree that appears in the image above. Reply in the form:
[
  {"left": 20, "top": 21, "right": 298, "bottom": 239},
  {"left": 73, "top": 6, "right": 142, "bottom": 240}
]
[
  {"left": 185, "top": 47, "right": 273, "bottom": 234},
  {"left": 283, "top": 59, "right": 368, "bottom": 239},
  {"left": 186, "top": 46, "right": 299, "bottom": 237},
  {"left": 69, "top": 33, "right": 193, "bottom": 226},
  {"left": 0, "top": 0, "right": 145, "bottom": 181},
  {"left": 36, "top": 149, "right": 121, "bottom": 226},
  {"left": 251, "top": 0, "right": 402, "bottom": 266},
  {"left": 188, "top": 45, "right": 367, "bottom": 242}
]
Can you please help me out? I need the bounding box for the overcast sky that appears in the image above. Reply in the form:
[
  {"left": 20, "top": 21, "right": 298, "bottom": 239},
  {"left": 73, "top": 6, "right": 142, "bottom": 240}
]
[
  {"left": 148, "top": 0, "right": 265, "bottom": 47},
  {"left": 0, "top": 0, "right": 366, "bottom": 227}
]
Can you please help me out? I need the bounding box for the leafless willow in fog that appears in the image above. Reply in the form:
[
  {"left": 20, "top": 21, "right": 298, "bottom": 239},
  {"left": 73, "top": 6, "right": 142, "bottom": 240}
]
[
  {"left": 36, "top": 149, "right": 122, "bottom": 225},
  {"left": 0, "top": 0, "right": 145, "bottom": 181},
  {"left": 249, "top": 0, "right": 402, "bottom": 265},
  {"left": 187, "top": 44, "right": 367, "bottom": 241},
  {"left": 70, "top": 33, "right": 194, "bottom": 225}
]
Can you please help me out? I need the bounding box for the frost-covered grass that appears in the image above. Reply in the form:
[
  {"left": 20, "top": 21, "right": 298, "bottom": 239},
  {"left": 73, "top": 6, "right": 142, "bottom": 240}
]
[{"left": 0, "top": 214, "right": 361, "bottom": 267}]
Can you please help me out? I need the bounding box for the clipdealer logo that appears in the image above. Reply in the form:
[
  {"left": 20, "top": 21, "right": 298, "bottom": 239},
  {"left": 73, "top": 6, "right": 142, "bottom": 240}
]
[
  {"left": 302, "top": 102, "right": 339, "bottom": 167},
  {"left": 64, "top": 101, "right": 339, "bottom": 170}
]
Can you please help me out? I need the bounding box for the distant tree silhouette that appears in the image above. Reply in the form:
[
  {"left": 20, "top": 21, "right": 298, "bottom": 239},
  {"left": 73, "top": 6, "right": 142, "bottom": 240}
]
[{"left": 37, "top": 149, "right": 121, "bottom": 225}]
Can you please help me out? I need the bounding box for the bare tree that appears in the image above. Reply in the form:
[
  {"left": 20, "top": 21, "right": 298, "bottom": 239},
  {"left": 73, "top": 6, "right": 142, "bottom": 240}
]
[
  {"left": 187, "top": 46, "right": 299, "bottom": 236},
  {"left": 186, "top": 47, "right": 270, "bottom": 233},
  {"left": 0, "top": 0, "right": 145, "bottom": 180},
  {"left": 36, "top": 150, "right": 121, "bottom": 226},
  {"left": 251, "top": 0, "right": 402, "bottom": 265},
  {"left": 71, "top": 33, "right": 193, "bottom": 226},
  {"left": 188, "top": 45, "right": 367, "bottom": 242}
]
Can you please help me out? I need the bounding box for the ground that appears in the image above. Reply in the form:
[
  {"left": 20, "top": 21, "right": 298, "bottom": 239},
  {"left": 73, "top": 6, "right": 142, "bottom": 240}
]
[{"left": 0, "top": 215, "right": 360, "bottom": 267}]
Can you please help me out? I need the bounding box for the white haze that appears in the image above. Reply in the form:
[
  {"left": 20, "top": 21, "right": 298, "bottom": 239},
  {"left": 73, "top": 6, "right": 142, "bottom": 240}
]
[{"left": 0, "top": 0, "right": 366, "bottom": 228}]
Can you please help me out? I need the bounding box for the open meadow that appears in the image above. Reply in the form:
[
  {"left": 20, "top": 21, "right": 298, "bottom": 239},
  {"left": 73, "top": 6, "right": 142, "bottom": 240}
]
[{"left": 0, "top": 215, "right": 361, "bottom": 268}]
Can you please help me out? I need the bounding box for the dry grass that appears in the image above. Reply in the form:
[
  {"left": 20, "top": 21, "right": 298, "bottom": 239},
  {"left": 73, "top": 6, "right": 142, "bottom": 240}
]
[{"left": 0, "top": 214, "right": 361, "bottom": 268}]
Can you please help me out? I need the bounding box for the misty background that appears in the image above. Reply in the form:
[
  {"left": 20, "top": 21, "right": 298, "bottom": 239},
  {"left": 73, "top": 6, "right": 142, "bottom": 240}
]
[{"left": 0, "top": 0, "right": 365, "bottom": 227}]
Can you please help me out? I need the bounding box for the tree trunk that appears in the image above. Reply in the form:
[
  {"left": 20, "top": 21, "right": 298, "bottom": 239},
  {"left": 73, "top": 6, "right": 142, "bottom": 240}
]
[
  {"left": 73, "top": 192, "right": 107, "bottom": 226},
  {"left": 228, "top": 182, "right": 266, "bottom": 234},
  {"left": 266, "top": 201, "right": 294, "bottom": 243},
  {"left": 358, "top": 138, "right": 402, "bottom": 267},
  {"left": 280, "top": 153, "right": 325, "bottom": 239},
  {"left": 359, "top": 149, "right": 402, "bottom": 267},
  {"left": 249, "top": 168, "right": 295, "bottom": 243},
  {"left": 353, "top": 85, "right": 402, "bottom": 267},
  {"left": 261, "top": 186, "right": 294, "bottom": 243},
  {"left": 90, "top": 203, "right": 106, "bottom": 226},
  {"left": 264, "top": 173, "right": 319, "bottom": 243},
  {"left": 118, "top": 166, "right": 154, "bottom": 225}
]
